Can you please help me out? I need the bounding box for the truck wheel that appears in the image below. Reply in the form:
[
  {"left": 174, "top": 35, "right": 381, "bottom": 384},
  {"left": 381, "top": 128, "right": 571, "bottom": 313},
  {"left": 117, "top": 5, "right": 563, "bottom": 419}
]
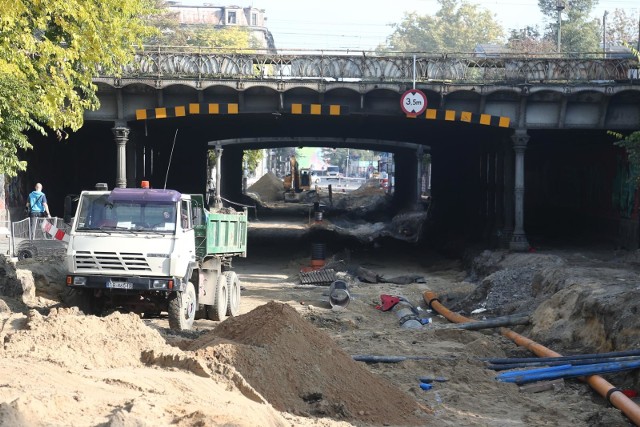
[
  {"left": 17, "top": 248, "right": 35, "bottom": 261},
  {"left": 224, "top": 271, "right": 241, "bottom": 317},
  {"left": 168, "top": 282, "right": 197, "bottom": 331},
  {"left": 207, "top": 275, "right": 227, "bottom": 321}
]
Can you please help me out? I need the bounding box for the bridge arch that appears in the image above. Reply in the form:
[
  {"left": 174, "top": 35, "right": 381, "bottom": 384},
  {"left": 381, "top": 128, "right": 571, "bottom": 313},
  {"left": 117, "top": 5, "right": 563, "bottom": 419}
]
[
  {"left": 203, "top": 85, "right": 239, "bottom": 104},
  {"left": 284, "top": 87, "right": 320, "bottom": 106},
  {"left": 243, "top": 86, "right": 279, "bottom": 112},
  {"left": 324, "top": 88, "right": 360, "bottom": 111},
  {"left": 443, "top": 90, "right": 481, "bottom": 113},
  {"left": 364, "top": 88, "right": 400, "bottom": 114}
]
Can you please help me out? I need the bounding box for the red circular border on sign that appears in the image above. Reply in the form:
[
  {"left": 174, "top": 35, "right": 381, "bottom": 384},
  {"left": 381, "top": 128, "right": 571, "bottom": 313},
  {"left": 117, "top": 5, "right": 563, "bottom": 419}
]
[{"left": 400, "top": 89, "right": 428, "bottom": 117}]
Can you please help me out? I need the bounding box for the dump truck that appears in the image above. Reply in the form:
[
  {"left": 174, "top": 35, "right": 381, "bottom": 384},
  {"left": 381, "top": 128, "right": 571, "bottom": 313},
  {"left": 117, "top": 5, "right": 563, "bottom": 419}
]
[{"left": 64, "top": 186, "right": 247, "bottom": 330}]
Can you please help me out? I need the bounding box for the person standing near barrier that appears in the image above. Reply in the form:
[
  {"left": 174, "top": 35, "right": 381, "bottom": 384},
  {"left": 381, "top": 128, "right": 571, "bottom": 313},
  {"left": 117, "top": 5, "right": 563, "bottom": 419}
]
[
  {"left": 26, "top": 183, "right": 51, "bottom": 219},
  {"left": 26, "top": 183, "right": 51, "bottom": 239}
]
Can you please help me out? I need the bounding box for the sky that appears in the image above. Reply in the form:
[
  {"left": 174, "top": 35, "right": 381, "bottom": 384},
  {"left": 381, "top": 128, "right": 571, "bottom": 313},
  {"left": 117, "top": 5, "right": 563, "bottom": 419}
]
[{"left": 178, "top": 0, "right": 639, "bottom": 50}]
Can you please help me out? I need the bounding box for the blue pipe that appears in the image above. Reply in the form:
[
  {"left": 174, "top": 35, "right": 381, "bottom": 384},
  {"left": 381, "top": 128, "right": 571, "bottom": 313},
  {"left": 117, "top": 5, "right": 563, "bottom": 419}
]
[
  {"left": 497, "top": 364, "right": 572, "bottom": 379},
  {"left": 489, "top": 355, "right": 640, "bottom": 371},
  {"left": 486, "top": 348, "right": 640, "bottom": 364},
  {"left": 497, "top": 360, "right": 640, "bottom": 384}
]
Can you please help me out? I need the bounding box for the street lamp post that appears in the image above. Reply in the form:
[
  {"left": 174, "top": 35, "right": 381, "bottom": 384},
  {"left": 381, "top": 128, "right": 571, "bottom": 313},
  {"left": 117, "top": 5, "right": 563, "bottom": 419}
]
[
  {"left": 556, "top": 0, "right": 565, "bottom": 53},
  {"left": 603, "top": 11, "right": 609, "bottom": 58}
]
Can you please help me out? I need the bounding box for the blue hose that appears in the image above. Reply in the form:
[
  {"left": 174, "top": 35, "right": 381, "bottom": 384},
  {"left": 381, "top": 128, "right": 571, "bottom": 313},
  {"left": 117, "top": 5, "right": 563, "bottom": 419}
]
[{"left": 497, "top": 360, "right": 640, "bottom": 384}]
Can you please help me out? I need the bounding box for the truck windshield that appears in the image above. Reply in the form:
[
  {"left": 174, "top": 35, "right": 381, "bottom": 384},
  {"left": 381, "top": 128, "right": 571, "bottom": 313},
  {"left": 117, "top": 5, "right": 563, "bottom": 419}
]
[{"left": 75, "top": 194, "right": 177, "bottom": 234}]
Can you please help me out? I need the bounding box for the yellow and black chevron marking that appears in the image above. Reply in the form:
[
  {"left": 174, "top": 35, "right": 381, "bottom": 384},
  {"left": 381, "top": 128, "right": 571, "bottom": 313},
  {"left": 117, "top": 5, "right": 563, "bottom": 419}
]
[
  {"left": 290, "top": 104, "right": 348, "bottom": 116},
  {"left": 424, "top": 109, "right": 511, "bottom": 128},
  {"left": 135, "top": 103, "right": 239, "bottom": 120}
]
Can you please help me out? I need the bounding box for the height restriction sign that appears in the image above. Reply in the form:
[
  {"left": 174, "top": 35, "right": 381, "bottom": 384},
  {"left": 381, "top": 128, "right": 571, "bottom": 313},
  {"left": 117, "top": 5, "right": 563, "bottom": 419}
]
[{"left": 400, "top": 89, "right": 428, "bottom": 118}]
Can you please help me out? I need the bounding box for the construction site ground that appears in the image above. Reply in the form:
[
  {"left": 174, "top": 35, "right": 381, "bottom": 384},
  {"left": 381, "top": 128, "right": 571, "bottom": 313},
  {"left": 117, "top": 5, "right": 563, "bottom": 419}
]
[{"left": 1, "top": 180, "right": 640, "bottom": 426}]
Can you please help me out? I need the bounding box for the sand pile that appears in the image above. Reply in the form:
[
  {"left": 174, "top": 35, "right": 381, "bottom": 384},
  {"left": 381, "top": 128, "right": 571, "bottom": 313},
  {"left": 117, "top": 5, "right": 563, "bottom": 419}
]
[
  {"left": 188, "top": 301, "right": 430, "bottom": 425},
  {"left": 2, "top": 308, "right": 181, "bottom": 369},
  {"left": 350, "top": 178, "right": 385, "bottom": 197},
  {"left": 248, "top": 172, "right": 284, "bottom": 202}
]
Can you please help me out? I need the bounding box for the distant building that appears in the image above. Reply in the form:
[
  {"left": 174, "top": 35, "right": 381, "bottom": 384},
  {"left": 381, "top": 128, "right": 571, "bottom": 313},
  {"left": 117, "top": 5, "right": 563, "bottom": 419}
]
[{"left": 167, "top": 3, "right": 276, "bottom": 51}]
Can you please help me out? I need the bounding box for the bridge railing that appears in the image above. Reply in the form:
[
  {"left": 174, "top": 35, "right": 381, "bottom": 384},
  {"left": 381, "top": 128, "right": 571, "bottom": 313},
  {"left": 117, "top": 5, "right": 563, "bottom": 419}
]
[{"left": 116, "top": 47, "right": 639, "bottom": 84}]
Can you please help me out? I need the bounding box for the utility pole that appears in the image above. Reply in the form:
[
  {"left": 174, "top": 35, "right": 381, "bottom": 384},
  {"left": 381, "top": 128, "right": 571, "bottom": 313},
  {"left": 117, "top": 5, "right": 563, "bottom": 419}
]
[
  {"left": 556, "top": 0, "right": 565, "bottom": 53},
  {"left": 603, "top": 11, "right": 608, "bottom": 58}
]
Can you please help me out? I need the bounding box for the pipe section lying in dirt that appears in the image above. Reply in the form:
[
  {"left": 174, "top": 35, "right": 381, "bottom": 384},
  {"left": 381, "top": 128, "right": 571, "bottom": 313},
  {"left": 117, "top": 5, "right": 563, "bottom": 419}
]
[
  {"left": 487, "top": 348, "right": 640, "bottom": 364},
  {"left": 449, "top": 313, "right": 529, "bottom": 330},
  {"left": 489, "top": 355, "right": 640, "bottom": 371},
  {"left": 423, "top": 291, "right": 640, "bottom": 427},
  {"left": 352, "top": 355, "right": 442, "bottom": 363},
  {"left": 497, "top": 361, "right": 640, "bottom": 384}
]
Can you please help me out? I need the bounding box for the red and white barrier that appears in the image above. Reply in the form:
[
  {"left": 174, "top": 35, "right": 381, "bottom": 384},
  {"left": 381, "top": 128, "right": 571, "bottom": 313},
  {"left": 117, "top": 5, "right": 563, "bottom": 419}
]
[{"left": 41, "top": 220, "right": 69, "bottom": 242}]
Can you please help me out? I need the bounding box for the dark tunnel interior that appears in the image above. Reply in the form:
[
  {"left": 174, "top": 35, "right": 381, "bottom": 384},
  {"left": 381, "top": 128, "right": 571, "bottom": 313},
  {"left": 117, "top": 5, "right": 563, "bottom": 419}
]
[{"left": 16, "top": 113, "right": 632, "bottom": 249}]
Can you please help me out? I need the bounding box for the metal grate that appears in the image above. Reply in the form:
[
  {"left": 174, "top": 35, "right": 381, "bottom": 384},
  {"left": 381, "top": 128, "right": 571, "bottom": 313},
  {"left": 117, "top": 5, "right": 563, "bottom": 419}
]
[
  {"left": 299, "top": 269, "right": 336, "bottom": 286},
  {"left": 74, "top": 251, "right": 151, "bottom": 271}
]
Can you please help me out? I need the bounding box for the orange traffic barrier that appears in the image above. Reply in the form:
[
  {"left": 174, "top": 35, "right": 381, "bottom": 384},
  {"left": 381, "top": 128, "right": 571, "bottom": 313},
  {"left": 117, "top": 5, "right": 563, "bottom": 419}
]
[{"left": 423, "top": 291, "right": 640, "bottom": 426}]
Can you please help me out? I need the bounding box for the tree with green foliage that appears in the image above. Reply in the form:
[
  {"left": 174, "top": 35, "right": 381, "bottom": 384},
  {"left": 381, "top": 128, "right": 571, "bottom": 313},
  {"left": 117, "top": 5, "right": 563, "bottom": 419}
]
[
  {"left": 243, "top": 149, "right": 264, "bottom": 174},
  {"left": 146, "top": 2, "right": 258, "bottom": 50},
  {"left": 0, "top": 0, "right": 158, "bottom": 177},
  {"left": 185, "top": 27, "right": 257, "bottom": 49},
  {"left": 382, "top": 0, "right": 504, "bottom": 52},
  {"left": 537, "top": 0, "right": 600, "bottom": 52},
  {"left": 606, "top": 9, "right": 640, "bottom": 48},
  {"left": 613, "top": 45, "right": 640, "bottom": 186},
  {"left": 507, "top": 26, "right": 556, "bottom": 53}
]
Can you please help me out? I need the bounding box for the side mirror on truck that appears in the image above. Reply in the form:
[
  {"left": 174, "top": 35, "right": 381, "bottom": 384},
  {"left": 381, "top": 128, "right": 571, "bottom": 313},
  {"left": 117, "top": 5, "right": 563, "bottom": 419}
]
[{"left": 64, "top": 194, "right": 79, "bottom": 225}]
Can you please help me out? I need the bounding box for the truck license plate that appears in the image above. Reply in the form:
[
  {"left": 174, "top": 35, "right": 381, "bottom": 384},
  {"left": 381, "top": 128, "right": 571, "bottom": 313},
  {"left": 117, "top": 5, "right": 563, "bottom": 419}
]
[{"left": 106, "top": 280, "right": 133, "bottom": 289}]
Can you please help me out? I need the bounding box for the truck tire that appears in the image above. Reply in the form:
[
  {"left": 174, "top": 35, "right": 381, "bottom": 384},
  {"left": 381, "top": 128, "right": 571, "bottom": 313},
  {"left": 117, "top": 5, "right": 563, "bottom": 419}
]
[
  {"left": 224, "top": 271, "right": 241, "bottom": 317},
  {"left": 168, "top": 282, "right": 197, "bottom": 331},
  {"left": 17, "top": 248, "right": 35, "bottom": 261},
  {"left": 206, "top": 275, "right": 228, "bottom": 321}
]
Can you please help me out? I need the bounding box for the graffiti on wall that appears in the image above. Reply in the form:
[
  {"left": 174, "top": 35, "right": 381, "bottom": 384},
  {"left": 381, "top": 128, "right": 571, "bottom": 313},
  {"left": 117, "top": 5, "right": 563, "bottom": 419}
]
[
  {"left": 4, "top": 174, "right": 28, "bottom": 209},
  {"left": 612, "top": 156, "right": 638, "bottom": 219}
]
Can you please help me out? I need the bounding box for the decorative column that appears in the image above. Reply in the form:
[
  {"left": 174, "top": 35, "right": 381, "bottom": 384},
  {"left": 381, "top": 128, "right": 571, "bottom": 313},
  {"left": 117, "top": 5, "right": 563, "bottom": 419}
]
[
  {"left": 416, "top": 145, "right": 424, "bottom": 208},
  {"left": 509, "top": 129, "right": 530, "bottom": 251},
  {"left": 214, "top": 144, "right": 223, "bottom": 209},
  {"left": 112, "top": 126, "right": 130, "bottom": 189},
  {"left": 502, "top": 137, "right": 514, "bottom": 247},
  {"left": 492, "top": 144, "right": 505, "bottom": 247}
]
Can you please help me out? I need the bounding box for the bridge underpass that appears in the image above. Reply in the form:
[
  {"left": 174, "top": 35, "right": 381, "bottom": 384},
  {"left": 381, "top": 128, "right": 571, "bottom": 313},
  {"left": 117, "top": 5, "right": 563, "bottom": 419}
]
[
  {"left": 18, "top": 108, "right": 630, "bottom": 250},
  {"left": 10, "top": 51, "right": 640, "bottom": 250}
]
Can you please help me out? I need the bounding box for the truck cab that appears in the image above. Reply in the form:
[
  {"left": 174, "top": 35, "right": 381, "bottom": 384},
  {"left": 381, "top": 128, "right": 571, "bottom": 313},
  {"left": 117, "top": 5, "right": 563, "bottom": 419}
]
[{"left": 66, "top": 188, "right": 195, "bottom": 287}]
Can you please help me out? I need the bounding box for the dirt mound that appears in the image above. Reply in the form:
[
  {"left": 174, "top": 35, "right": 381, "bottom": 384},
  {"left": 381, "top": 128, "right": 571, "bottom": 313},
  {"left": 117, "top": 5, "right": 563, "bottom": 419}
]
[
  {"left": 454, "top": 251, "right": 565, "bottom": 315},
  {"left": 188, "top": 301, "right": 430, "bottom": 425},
  {"left": 248, "top": 172, "right": 284, "bottom": 203},
  {"left": 2, "top": 308, "right": 179, "bottom": 369},
  {"left": 350, "top": 179, "right": 385, "bottom": 197},
  {"left": 530, "top": 266, "right": 640, "bottom": 353}
]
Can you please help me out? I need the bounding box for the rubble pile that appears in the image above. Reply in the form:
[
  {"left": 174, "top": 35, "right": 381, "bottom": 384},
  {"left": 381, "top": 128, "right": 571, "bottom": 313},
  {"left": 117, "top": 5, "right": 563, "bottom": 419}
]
[
  {"left": 247, "top": 172, "right": 284, "bottom": 203},
  {"left": 188, "top": 301, "right": 429, "bottom": 425}
]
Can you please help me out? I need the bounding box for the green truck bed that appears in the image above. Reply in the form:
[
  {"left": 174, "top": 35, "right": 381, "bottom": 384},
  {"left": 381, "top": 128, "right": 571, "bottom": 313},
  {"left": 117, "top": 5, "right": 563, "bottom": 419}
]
[{"left": 192, "top": 196, "right": 248, "bottom": 259}]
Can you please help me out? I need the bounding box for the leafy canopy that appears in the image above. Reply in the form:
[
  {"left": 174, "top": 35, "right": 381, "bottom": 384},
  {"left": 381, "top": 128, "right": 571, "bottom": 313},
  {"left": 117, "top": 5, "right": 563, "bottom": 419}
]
[
  {"left": 537, "top": 0, "right": 600, "bottom": 52},
  {"left": 613, "top": 44, "right": 640, "bottom": 186},
  {"left": 0, "top": 0, "right": 158, "bottom": 176},
  {"left": 382, "top": 0, "right": 504, "bottom": 52},
  {"left": 146, "top": 4, "right": 258, "bottom": 50}
]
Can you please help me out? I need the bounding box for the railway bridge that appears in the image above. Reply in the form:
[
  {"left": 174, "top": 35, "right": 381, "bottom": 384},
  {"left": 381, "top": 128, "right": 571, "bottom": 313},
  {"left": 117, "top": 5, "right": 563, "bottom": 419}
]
[{"left": 9, "top": 49, "right": 640, "bottom": 249}]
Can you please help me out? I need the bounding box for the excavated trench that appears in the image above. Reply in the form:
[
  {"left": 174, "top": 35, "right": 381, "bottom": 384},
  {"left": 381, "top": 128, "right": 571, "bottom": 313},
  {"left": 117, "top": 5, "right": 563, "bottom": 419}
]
[
  {"left": 1, "top": 175, "right": 639, "bottom": 425},
  {"left": 244, "top": 177, "right": 640, "bottom": 401}
]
